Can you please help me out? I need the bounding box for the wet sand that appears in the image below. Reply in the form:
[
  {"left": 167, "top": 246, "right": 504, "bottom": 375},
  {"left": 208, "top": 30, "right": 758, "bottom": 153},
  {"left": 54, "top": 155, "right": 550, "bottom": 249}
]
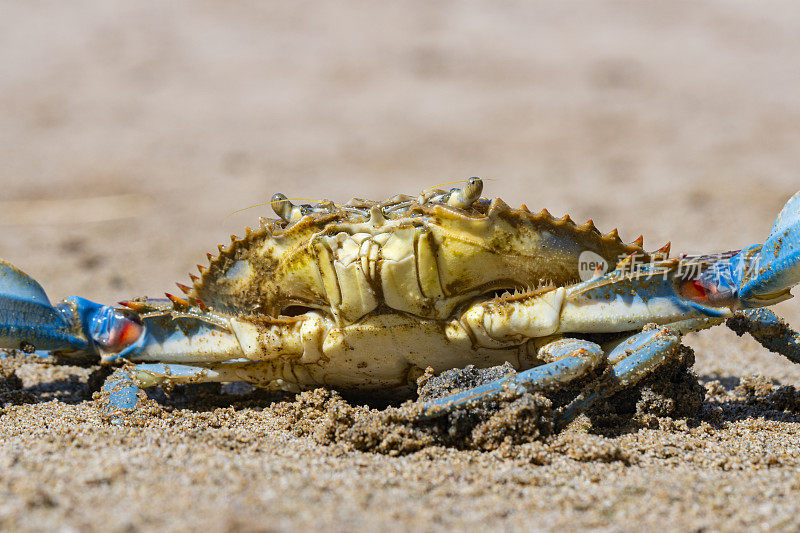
[{"left": 2, "top": 1, "right": 800, "bottom": 531}]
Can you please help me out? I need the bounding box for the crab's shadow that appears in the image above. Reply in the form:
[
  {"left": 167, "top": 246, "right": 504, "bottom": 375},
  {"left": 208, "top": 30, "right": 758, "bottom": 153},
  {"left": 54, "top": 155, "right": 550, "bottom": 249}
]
[
  {"left": 148, "top": 383, "right": 410, "bottom": 412},
  {"left": 0, "top": 358, "right": 290, "bottom": 410},
  {"left": 696, "top": 374, "right": 800, "bottom": 425},
  {"left": 0, "top": 354, "right": 98, "bottom": 406},
  {"left": 586, "top": 373, "right": 800, "bottom": 440},
  {"left": 144, "top": 382, "right": 289, "bottom": 411},
  {"left": 1, "top": 354, "right": 407, "bottom": 413}
]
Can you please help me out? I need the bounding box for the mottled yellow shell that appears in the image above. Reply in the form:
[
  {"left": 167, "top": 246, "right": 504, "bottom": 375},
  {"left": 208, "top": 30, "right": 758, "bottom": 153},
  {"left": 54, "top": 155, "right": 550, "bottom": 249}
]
[{"left": 190, "top": 190, "right": 648, "bottom": 325}]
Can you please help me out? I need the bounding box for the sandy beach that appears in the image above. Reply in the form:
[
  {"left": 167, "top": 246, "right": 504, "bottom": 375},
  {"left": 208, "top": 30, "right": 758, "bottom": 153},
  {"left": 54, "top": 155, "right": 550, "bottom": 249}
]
[{"left": 1, "top": 1, "right": 800, "bottom": 530}]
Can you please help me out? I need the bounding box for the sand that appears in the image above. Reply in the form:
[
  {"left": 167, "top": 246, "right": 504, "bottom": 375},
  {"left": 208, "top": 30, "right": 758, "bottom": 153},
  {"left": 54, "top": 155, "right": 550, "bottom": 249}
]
[{"left": 2, "top": 1, "right": 800, "bottom": 531}]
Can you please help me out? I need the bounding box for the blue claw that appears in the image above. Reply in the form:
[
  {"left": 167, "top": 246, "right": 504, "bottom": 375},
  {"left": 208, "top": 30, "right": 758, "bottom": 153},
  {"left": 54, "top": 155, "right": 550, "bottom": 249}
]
[
  {"left": 690, "top": 191, "right": 800, "bottom": 311},
  {"left": 731, "top": 191, "right": 800, "bottom": 306},
  {"left": 0, "top": 260, "right": 145, "bottom": 358},
  {"left": 0, "top": 260, "right": 89, "bottom": 352},
  {"left": 742, "top": 191, "right": 800, "bottom": 301}
]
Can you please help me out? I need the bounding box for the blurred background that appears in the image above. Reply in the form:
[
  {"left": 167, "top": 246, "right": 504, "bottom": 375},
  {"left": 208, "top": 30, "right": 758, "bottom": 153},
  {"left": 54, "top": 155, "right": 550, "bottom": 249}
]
[{"left": 1, "top": 1, "right": 799, "bottom": 379}]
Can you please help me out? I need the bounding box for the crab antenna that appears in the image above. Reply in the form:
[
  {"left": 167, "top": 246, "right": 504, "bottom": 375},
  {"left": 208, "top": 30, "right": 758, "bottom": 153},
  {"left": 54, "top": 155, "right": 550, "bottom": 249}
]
[
  {"left": 227, "top": 201, "right": 270, "bottom": 219},
  {"left": 422, "top": 179, "right": 470, "bottom": 195},
  {"left": 447, "top": 177, "right": 484, "bottom": 209}
]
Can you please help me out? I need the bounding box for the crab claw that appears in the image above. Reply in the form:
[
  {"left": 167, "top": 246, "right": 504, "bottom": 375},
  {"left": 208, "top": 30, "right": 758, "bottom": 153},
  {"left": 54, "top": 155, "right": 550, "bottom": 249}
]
[
  {"left": 737, "top": 191, "right": 800, "bottom": 306},
  {"left": 0, "top": 260, "right": 87, "bottom": 352},
  {"left": 0, "top": 260, "right": 144, "bottom": 357},
  {"left": 685, "top": 191, "right": 800, "bottom": 311}
]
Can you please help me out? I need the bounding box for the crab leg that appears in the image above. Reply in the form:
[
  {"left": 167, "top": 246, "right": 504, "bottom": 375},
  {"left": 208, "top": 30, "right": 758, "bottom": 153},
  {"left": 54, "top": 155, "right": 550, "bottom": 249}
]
[
  {"left": 101, "top": 363, "right": 246, "bottom": 413},
  {"left": 421, "top": 338, "right": 604, "bottom": 417},
  {"left": 727, "top": 308, "right": 800, "bottom": 364},
  {"left": 101, "top": 368, "right": 141, "bottom": 412},
  {"left": 555, "top": 327, "right": 681, "bottom": 427},
  {"left": 422, "top": 327, "right": 681, "bottom": 426}
]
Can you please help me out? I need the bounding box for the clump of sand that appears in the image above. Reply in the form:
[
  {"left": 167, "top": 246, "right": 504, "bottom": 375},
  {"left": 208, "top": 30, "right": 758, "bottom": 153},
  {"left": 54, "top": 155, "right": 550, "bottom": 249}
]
[
  {"left": 587, "top": 345, "right": 706, "bottom": 432},
  {"left": 272, "top": 386, "right": 553, "bottom": 455},
  {"left": 268, "top": 343, "right": 705, "bottom": 455}
]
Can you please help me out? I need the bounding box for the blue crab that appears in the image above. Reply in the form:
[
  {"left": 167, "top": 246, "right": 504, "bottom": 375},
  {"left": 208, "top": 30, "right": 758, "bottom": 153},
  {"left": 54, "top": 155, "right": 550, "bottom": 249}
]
[{"left": 0, "top": 178, "right": 798, "bottom": 427}]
